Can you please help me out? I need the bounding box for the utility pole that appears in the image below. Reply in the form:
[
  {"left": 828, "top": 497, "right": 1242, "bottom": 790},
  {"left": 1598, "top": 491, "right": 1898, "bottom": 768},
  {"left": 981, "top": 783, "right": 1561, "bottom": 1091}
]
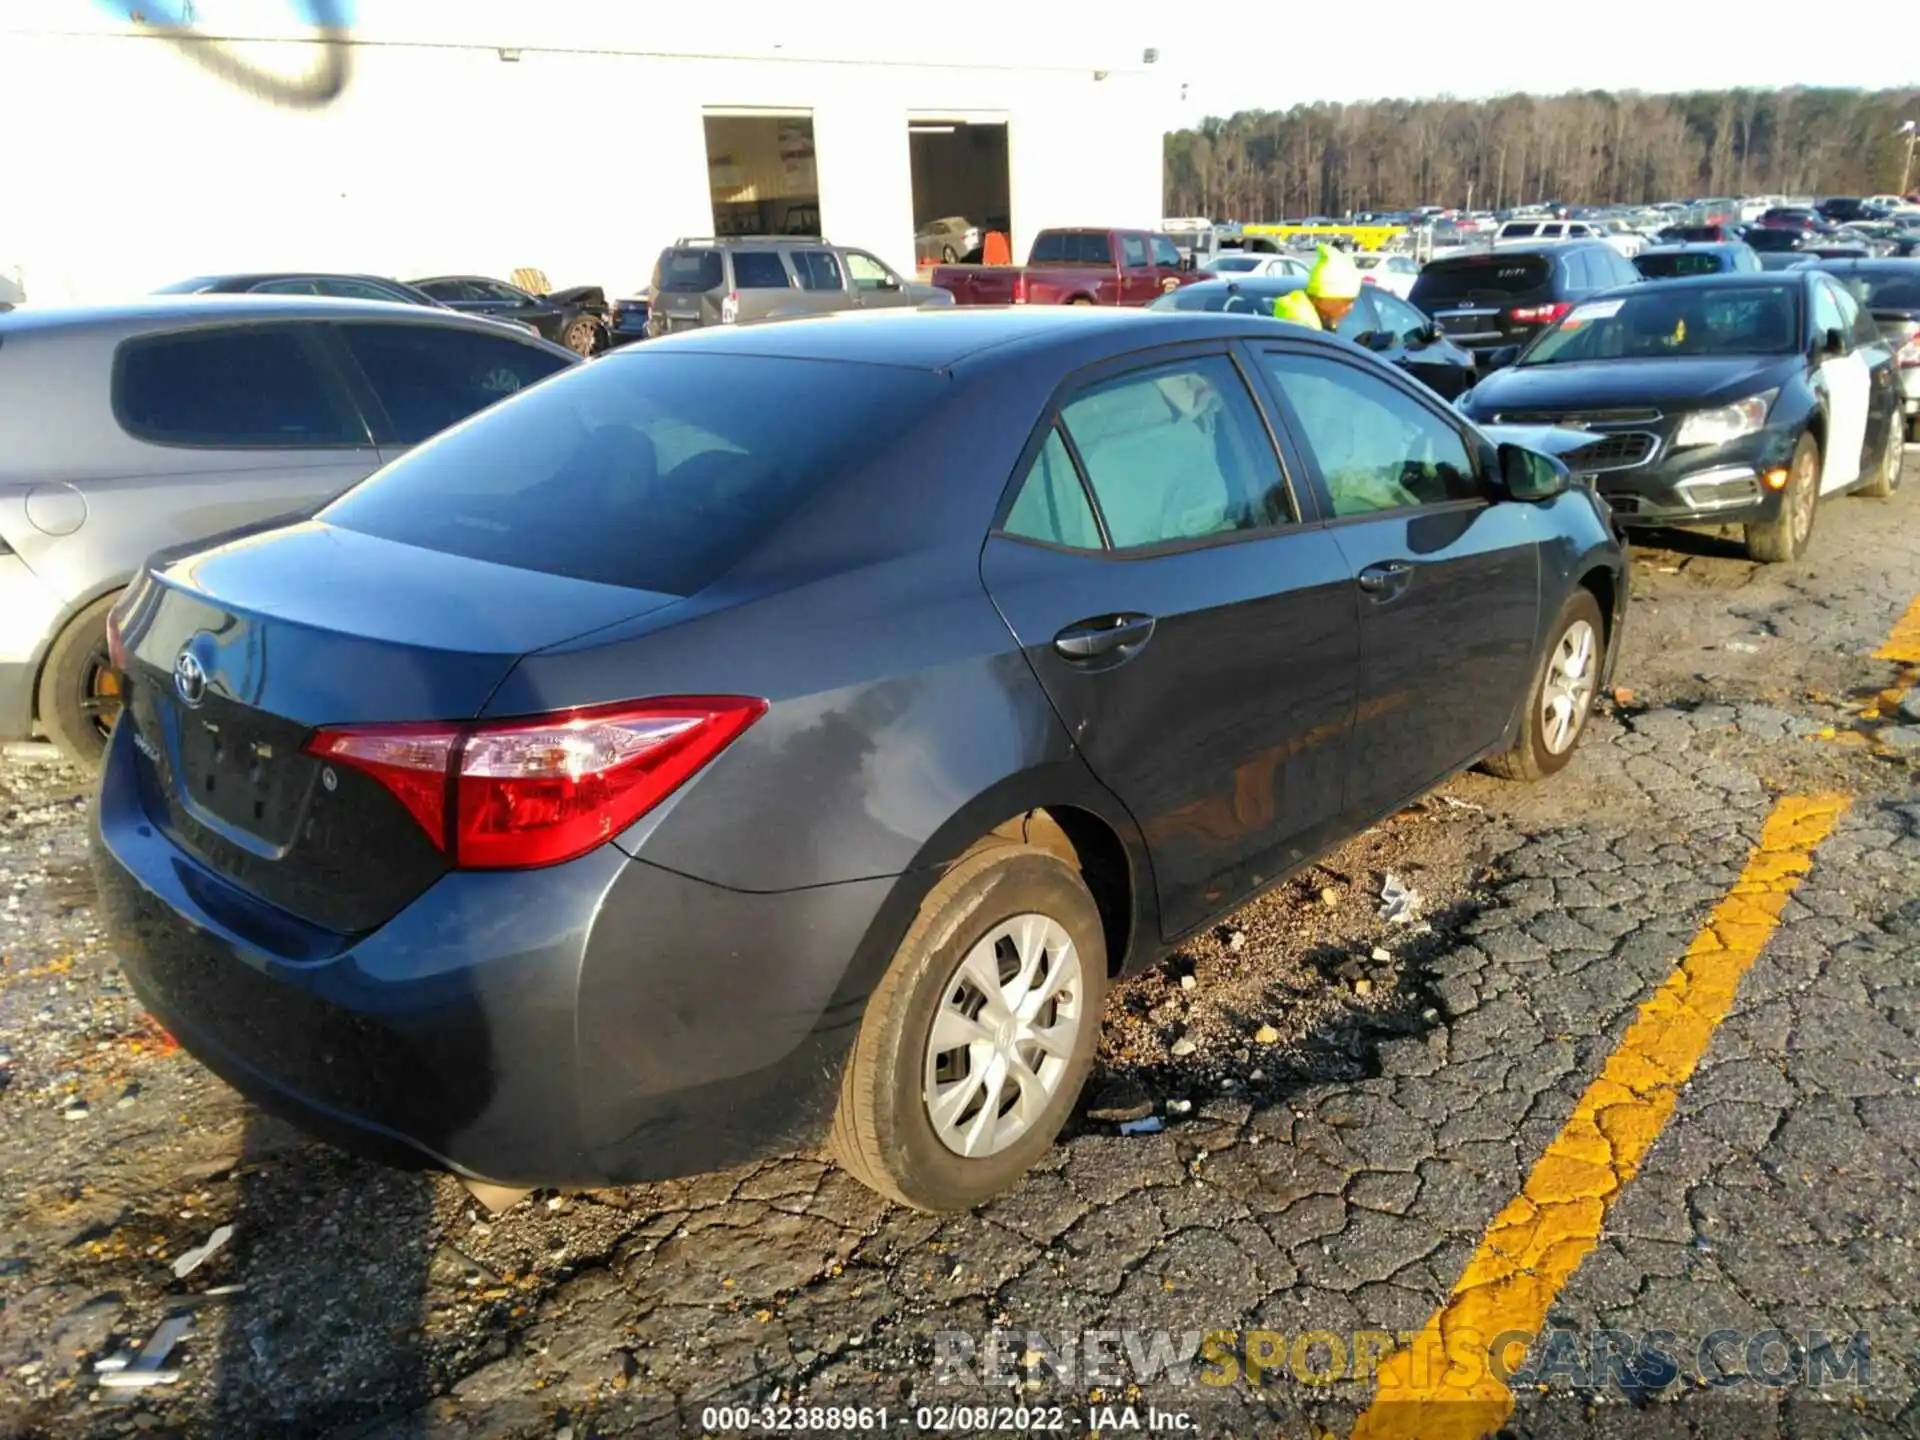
[{"left": 1902, "top": 121, "right": 1918, "bottom": 198}]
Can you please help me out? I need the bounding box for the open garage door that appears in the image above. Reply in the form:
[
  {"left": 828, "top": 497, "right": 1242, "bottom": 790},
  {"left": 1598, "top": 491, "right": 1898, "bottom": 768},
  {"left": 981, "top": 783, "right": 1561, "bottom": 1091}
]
[
  {"left": 703, "top": 109, "right": 821, "bottom": 239},
  {"left": 908, "top": 116, "right": 1009, "bottom": 271}
]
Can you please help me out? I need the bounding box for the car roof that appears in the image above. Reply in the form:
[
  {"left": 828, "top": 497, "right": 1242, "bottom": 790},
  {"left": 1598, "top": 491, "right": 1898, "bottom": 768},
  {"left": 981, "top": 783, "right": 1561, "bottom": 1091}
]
[
  {"left": 1175, "top": 277, "right": 1306, "bottom": 293},
  {"left": 1425, "top": 241, "right": 1609, "bottom": 265},
  {"left": 1644, "top": 242, "right": 1746, "bottom": 254},
  {"left": 590, "top": 305, "right": 1315, "bottom": 373},
  {"left": 1802, "top": 256, "right": 1920, "bottom": 274},
  {"left": 164, "top": 272, "right": 414, "bottom": 289},
  {"left": 0, "top": 293, "right": 556, "bottom": 339},
  {"left": 1598, "top": 272, "right": 1802, "bottom": 297}
]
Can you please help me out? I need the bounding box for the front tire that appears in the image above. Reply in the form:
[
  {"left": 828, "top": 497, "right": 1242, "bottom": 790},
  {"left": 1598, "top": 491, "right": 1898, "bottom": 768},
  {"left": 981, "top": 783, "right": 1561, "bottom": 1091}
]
[
  {"left": 1485, "top": 588, "right": 1604, "bottom": 783},
  {"left": 941, "top": 244, "right": 958, "bottom": 263},
  {"left": 1743, "top": 430, "right": 1820, "bottom": 563},
  {"left": 37, "top": 591, "right": 124, "bottom": 771},
  {"left": 561, "top": 316, "right": 601, "bottom": 356},
  {"left": 831, "top": 842, "right": 1106, "bottom": 1212},
  {"left": 1859, "top": 416, "right": 1904, "bottom": 498}
]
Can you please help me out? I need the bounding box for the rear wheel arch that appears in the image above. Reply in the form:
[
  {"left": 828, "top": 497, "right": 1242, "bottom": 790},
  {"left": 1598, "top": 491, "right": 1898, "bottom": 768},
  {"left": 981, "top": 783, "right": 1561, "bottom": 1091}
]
[{"left": 983, "top": 805, "right": 1136, "bottom": 976}]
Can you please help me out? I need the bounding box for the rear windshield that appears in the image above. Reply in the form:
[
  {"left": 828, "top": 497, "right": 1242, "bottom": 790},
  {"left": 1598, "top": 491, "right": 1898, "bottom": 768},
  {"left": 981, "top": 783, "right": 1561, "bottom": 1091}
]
[
  {"left": 1207, "top": 255, "right": 1262, "bottom": 272},
  {"left": 655, "top": 249, "right": 724, "bottom": 293},
  {"left": 1635, "top": 251, "right": 1725, "bottom": 278},
  {"left": 320, "top": 354, "right": 945, "bottom": 595},
  {"left": 1031, "top": 232, "right": 1114, "bottom": 265},
  {"left": 1499, "top": 222, "right": 1540, "bottom": 238},
  {"left": 1411, "top": 256, "right": 1551, "bottom": 306},
  {"left": 1147, "top": 282, "right": 1294, "bottom": 314},
  {"left": 1744, "top": 229, "right": 1801, "bottom": 251}
]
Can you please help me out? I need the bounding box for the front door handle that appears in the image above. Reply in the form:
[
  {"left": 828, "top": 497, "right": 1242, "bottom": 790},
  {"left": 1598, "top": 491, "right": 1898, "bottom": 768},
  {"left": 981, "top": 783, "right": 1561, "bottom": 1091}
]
[
  {"left": 1053, "top": 613, "right": 1155, "bottom": 661},
  {"left": 1357, "top": 560, "right": 1415, "bottom": 595}
]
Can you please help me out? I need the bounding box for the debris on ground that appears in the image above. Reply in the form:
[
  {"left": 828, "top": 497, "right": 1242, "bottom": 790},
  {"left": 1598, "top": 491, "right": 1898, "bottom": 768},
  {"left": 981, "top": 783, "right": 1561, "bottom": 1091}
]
[
  {"left": 97, "top": 1312, "right": 193, "bottom": 1396},
  {"left": 1169, "top": 1037, "right": 1197, "bottom": 1057},
  {"left": 1117, "top": 1117, "right": 1164, "bottom": 1137},
  {"left": 1164, "top": 1099, "right": 1193, "bottom": 1116},
  {"left": 1440, "top": 795, "right": 1484, "bottom": 813},
  {"left": 1377, "top": 873, "right": 1422, "bottom": 926},
  {"left": 1252, "top": 1023, "right": 1281, "bottom": 1045},
  {"left": 170, "top": 1225, "right": 234, "bottom": 1280}
]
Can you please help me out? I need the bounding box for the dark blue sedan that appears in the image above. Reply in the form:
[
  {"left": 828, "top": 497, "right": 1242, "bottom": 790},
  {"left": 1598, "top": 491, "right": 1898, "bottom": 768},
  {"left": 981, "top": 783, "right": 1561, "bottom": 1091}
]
[{"left": 93, "top": 308, "right": 1626, "bottom": 1211}]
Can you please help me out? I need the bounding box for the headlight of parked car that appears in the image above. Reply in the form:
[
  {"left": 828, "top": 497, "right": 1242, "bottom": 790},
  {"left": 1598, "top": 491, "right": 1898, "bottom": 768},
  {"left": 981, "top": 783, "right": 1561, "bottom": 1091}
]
[{"left": 1673, "top": 390, "right": 1776, "bottom": 448}]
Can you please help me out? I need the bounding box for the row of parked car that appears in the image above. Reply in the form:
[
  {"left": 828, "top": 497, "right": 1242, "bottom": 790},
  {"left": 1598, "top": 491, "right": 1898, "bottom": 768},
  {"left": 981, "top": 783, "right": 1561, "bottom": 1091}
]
[{"left": 1, "top": 229, "right": 1911, "bottom": 1215}]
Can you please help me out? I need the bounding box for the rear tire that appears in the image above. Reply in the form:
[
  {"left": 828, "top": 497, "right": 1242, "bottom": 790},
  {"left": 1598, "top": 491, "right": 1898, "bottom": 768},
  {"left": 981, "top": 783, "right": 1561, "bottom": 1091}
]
[
  {"left": 561, "top": 316, "right": 600, "bottom": 356},
  {"left": 36, "top": 592, "right": 123, "bottom": 771},
  {"left": 831, "top": 841, "right": 1106, "bottom": 1212},
  {"left": 1743, "top": 430, "right": 1820, "bottom": 563},
  {"left": 941, "top": 244, "right": 958, "bottom": 263},
  {"left": 1860, "top": 416, "right": 1904, "bottom": 498},
  {"left": 1485, "top": 588, "right": 1604, "bottom": 783}
]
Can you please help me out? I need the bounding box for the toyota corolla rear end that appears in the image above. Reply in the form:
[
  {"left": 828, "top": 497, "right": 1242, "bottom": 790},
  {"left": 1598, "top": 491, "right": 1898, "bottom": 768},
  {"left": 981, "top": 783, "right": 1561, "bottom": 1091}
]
[{"left": 90, "top": 345, "right": 952, "bottom": 1188}]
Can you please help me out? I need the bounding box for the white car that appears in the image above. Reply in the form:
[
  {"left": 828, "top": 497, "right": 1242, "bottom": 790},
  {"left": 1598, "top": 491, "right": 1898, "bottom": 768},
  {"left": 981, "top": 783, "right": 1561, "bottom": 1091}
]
[
  {"left": 1201, "top": 252, "right": 1309, "bottom": 279},
  {"left": 1352, "top": 251, "right": 1420, "bottom": 298},
  {"left": 1492, "top": 218, "right": 1642, "bottom": 260}
]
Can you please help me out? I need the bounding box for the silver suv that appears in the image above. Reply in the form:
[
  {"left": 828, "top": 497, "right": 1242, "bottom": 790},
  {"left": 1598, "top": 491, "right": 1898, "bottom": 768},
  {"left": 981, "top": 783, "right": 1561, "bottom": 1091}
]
[
  {"left": 647, "top": 237, "right": 952, "bottom": 337},
  {"left": 0, "top": 295, "right": 576, "bottom": 766}
]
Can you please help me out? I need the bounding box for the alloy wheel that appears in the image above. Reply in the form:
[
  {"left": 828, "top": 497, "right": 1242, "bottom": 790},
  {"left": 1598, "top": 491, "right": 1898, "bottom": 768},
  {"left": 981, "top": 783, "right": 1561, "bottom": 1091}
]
[
  {"left": 923, "top": 913, "right": 1084, "bottom": 1159},
  {"left": 79, "top": 638, "right": 123, "bottom": 740},
  {"left": 1541, "top": 618, "right": 1597, "bottom": 756}
]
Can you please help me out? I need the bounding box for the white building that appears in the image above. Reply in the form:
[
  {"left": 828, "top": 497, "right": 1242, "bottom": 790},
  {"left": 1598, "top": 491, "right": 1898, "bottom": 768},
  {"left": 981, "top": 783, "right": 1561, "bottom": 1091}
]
[{"left": 0, "top": 3, "right": 1174, "bottom": 305}]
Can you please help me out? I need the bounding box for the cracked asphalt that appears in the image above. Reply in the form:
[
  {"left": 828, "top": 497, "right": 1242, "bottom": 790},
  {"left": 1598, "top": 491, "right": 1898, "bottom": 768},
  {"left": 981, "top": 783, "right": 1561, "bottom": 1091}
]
[{"left": 2, "top": 462, "right": 1918, "bottom": 1440}]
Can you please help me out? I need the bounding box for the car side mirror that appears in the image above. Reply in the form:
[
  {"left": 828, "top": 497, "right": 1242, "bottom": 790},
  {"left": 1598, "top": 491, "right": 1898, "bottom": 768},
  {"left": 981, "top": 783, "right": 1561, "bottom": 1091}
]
[
  {"left": 1482, "top": 344, "right": 1521, "bottom": 372},
  {"left": 1419, "top": 322, "right": 1445, "bottom": 345},
  {"left": 1498, "top": 443, "right": 1572, "bottom": 502},
  {"left": 1823, "top": 326, "right": 1847, "bottom": 356}
]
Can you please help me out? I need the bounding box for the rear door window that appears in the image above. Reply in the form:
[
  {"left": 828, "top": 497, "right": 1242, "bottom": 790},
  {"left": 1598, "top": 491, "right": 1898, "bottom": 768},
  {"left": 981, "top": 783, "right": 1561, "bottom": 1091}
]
[
  {"left": 791, "top": 250, "right": 845, "bottom": 291},
  {"left": 319, "top": 353, "right": 948, "bottom": 595},
  {"left": 731, "top": 251, "right": 792, "bottom": 289},
  {"left": 1057, "top": 355, "right": 1290, "bottom": 548},
  {"left": 1002, "top": 426, "right": 1102, "bottom": 549},
  {"left": 1121, "top": 235, "right": 1149, "bottom": 268},
  {"left": 114, "top": 325, "right": 366, "bottom": 447},
  {"left": 337, "top": 323, "right": 573, "bottom": 444}
]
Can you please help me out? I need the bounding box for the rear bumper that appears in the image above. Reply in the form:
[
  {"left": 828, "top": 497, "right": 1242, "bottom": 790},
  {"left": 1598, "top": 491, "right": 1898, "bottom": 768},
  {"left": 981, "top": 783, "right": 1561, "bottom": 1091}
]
[{"left": 91, "top": 719, "right": 897, "bottom": 1186}]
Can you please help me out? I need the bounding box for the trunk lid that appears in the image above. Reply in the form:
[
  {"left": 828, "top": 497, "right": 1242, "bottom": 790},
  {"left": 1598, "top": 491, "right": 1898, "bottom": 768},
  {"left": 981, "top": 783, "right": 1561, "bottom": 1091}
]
[{"left": 117, "top": 520, "right": 678, "bottom": 933}]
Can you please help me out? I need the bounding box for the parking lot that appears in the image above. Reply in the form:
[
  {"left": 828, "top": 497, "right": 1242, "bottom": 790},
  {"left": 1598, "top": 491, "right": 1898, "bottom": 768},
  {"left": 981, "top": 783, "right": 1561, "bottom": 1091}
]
[{"left": 2, "top": 457, "right": 1918, "bottom": 1439}]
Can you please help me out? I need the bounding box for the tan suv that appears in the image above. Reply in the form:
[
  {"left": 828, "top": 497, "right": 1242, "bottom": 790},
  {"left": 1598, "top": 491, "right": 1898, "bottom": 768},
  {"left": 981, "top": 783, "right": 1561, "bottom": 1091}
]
[{"left": 646, "top": 238, "right": 952, "bottom": 337}]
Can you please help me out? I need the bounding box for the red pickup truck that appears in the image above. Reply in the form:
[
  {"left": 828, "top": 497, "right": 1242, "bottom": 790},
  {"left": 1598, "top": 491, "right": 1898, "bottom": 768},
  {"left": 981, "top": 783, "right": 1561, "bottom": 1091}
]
[{"left": 930, "top": 228, "right": 1205, "bottom": 307}]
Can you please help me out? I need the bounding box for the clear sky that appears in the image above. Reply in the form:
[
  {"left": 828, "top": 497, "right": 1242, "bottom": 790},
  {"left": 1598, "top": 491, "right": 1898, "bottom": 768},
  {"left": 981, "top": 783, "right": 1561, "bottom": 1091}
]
[
  {"left": 46, "top": 0, "right": 1920, "bottom": 125},
  {"left": 1160, "top": 5, "right": 1919, "bottom": 125}
]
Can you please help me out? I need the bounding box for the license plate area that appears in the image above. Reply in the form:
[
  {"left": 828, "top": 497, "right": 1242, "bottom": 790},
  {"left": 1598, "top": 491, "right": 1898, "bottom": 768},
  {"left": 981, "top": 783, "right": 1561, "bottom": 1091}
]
[{"left": 173, "top": 702, "right": 310, "bottom": 848}]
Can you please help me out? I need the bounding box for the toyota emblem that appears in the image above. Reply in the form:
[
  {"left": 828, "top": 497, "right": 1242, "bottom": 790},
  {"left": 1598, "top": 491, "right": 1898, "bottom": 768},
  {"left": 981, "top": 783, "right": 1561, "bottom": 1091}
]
[{"left": 173, "top": 650, "right": 207, "bottom": 708}]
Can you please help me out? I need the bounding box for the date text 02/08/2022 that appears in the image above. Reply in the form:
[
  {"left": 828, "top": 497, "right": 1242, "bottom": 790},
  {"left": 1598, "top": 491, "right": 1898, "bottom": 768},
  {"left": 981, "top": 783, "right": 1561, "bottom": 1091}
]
[{"left": 698, "top": 1403, "right": 1196, "bottom": 1431}]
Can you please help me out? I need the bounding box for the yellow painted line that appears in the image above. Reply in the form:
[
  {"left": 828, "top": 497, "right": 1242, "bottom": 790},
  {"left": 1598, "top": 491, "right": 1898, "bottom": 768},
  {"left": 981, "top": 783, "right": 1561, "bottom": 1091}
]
[
  {"left": 1350, "top": 792, "right": 1850, "bottom": 1440},
  {"left": 1875, "top": 594, "right": 1920, "bottom": 666}
]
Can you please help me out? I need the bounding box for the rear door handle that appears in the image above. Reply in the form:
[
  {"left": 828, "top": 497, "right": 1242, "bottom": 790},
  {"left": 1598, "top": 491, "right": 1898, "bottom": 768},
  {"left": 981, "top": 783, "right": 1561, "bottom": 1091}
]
[
  {"left": 1357, "top": 560, "right": 1415, "bottom": 595},
  {"left": 1053, "top": 613, "right": 1155, "bottom": 661}
]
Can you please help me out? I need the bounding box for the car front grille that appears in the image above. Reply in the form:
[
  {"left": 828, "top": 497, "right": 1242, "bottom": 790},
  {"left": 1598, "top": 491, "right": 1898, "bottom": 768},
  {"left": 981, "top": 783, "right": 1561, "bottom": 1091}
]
[{"left": 1564, "top": 431, "right": 1661, "bottom": 473}]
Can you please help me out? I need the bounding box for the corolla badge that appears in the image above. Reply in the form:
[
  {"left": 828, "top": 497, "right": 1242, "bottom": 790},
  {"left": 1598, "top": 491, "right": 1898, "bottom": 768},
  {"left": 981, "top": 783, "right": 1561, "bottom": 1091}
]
[{"left": 173, "top": 650, "right": 208, "bottom": 708}]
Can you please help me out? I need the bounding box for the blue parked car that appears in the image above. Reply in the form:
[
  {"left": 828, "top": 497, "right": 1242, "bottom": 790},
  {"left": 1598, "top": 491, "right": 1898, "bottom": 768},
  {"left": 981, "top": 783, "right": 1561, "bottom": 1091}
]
[{"left": 1633, "top": 241, "right": 1763, "bottom": 279}]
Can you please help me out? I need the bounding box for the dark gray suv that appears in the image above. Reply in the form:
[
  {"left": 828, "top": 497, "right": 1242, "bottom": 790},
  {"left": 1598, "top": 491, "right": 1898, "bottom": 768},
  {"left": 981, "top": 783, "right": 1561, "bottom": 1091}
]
[
  {"left": 646, "top": 237, "right": 951, "bottom": 336},
  {"left": 0, "top": 296, "right": 576, "bottom": 767}
]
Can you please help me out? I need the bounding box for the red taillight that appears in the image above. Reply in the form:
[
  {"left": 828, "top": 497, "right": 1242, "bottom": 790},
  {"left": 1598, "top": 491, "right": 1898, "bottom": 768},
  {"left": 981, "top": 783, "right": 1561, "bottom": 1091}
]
[
  {"left": 1510, "top": 301, "right": 1574, "bottom": 325},
  {"left": 1012, "top": 272, "right": 1028, "bottom": 305},
  {"left": 305, "top": 697, "right": 767, "bottom": 871}
]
